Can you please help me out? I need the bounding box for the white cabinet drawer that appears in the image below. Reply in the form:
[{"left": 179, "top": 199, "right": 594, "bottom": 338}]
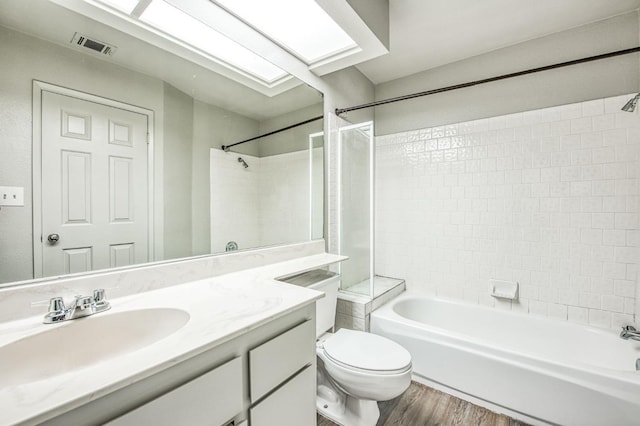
[
  {"left": 249, "top": 319, "right": 314, "bottom": 402},
  {"left": 107, "top": 357, "right": 243, "bottom": 426},
  {"left": 250, "top": 365, "right": 315, "bottom": 426}
]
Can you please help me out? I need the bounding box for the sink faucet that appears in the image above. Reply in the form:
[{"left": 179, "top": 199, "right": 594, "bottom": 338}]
[
  {"left": 43, "top": 289, "right": 111, "bottom": 324},
  {"left": 620, "top": 325, "right": 640, "bottom": 341}
]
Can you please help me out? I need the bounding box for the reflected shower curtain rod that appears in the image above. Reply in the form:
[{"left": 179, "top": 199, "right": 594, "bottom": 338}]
[
  {"left": 335, "top": 46, "right": 640, "bottom": 116},
  {"left": 221, "top": 114, "right": 323, "bottom": 152}
]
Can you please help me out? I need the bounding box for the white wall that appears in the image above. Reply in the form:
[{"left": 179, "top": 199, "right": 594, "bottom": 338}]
[
  {"left": 0, "top": 25, "right": 164, "bottom": 284},
  {"left": 258, "top": 104, "right": 323, "bottom": 157},
  {"left": 192, "top": 101, "right": 260, "bottom": 256},
  {"left": 0, "top": 24, "right": 271, "bottom": 284},
  {"left": 374, "top": 12, "right": 640, "bottom": 135},
  {"left": 376, "top": 94, "right": 640, "bottom": 329},
  {"left": 259, "top": 150, "right": 310, "bottom": 246},
  {"left": 163, "top": 83, "right": 194, "bottom": 260},
  {"left": 210, "top": 149, "right": 310, "bottom": 252},
  {"left": 210, "top": 150, "right": 261, "bottom": 253}
]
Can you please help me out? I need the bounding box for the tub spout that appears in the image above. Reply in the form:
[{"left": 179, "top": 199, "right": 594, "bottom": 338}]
[{"left": 620, "top": 325, "right": 640, "bottom": 341}]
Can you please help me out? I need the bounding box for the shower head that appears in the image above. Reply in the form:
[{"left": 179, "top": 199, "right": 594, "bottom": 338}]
[
  {"left": 237, "top": 157, "right": 249, "bottom": 168},
  {"left": 621, "top": 93, "right": 640, "bottom": 112}
]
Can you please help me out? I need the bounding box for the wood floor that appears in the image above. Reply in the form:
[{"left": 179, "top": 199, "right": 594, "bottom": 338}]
[{"left": 317, "top": 381, "right": 529, "bottom": 426}]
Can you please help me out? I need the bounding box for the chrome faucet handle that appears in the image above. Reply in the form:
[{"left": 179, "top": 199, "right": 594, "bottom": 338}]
[
  {"left": 48, "top": 297, "right": 66, "bottom": 313},
  {"left": 92, "top": 288, "right": 111, "bottom": 312},
  {"left": 43, "top": 297, "right": 68, "bottom": 323},
  {"left": 93, "top": 289, "right": 106, "bottom": 304}
]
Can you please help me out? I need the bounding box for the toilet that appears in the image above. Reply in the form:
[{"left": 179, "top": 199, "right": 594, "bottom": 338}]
[{"left": 306, "top": 271, "right": 412, "bottom": 426}]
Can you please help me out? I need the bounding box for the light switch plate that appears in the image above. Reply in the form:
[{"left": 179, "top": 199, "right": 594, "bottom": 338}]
[{"left": 0, "top": 186, "right": 24, "bottom": 206}]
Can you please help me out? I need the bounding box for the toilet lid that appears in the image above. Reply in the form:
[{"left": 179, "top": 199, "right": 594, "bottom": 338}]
[{"left": 322, "top": 329, "right": 411, "bottom": 372}]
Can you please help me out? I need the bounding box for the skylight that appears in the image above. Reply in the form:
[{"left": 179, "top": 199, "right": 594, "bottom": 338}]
[
  {"left": 214, "top": 0, "right": 357, "bottom": 64},
  {"left": 85, "top": 0, "right": 373, "bottom": 85},
  {"left": 99, "top": 0, "right": 138, "bottom": 14},
  {"left": 138, "top": 0, "right": 286, "bottom": 82}
]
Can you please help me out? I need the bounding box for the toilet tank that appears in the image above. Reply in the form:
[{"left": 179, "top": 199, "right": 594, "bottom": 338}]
[{"left": 279, "top": 269, "right": 339, "bottom": 337}]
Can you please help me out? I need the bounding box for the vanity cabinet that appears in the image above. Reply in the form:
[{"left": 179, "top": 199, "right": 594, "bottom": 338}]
[
  {"left": 249, "top": 320, "right": 316, "bottom": 426},
  {"left": 106, "top": 357, "right": 243, "bottom": 426},
  {"left": 249, "top": 319, "right": 314, "bottom": 402},
  {"left": 43, "top": 303, "right": 316, "bottom": 426},
  {"left": 250, "top": 365, "right": 315, "bottom": 426}
]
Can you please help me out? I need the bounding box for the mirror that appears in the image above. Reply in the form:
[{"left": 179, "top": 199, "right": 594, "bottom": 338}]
[{"left": 0, "top": 0, "right": 324, "bottom": 285}]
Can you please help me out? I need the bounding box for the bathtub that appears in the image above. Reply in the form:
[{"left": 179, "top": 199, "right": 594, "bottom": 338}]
[{"left": 370, "top": 293, "right": 640, "bottom": 426}]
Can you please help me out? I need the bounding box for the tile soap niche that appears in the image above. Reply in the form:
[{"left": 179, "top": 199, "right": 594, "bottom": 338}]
[{"left": 488, "top": 279, "right": 519, "bottom": 300}]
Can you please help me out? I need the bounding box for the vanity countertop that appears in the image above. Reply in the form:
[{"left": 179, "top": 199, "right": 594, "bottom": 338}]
[{"left": 0, "top": 252, "right": 345, "bottom": 425}]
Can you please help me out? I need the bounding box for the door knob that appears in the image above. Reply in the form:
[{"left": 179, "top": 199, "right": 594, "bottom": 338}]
[{"left": 47, "top": 233, "right": 60, "bottom": 244}]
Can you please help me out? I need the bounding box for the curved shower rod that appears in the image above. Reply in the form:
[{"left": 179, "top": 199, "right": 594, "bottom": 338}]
[{"left": 335, "top": 46, "right": 640, "bottom": 116}]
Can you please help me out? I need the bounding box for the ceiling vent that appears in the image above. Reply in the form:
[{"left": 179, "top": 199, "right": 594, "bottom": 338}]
[{"left": 70, "top": 32, "right": 117, "bottom": 56}]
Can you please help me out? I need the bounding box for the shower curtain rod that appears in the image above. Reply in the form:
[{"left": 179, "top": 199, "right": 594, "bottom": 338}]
[
  {"left": 335, "top": 46, "right": 640, "bottom": 116},
  {"left": 221, "top": 114, "right": 323, "bottom": 152}
]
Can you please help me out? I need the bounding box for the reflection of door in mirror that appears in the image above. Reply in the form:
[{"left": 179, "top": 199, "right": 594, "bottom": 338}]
[{"left": 37, "top": 90, "right": 149, "bottom": 277}]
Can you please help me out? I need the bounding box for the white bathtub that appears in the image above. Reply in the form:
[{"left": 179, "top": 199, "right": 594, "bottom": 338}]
[{"left": 370, "top": 293, "right": 640, "bottom": 426}]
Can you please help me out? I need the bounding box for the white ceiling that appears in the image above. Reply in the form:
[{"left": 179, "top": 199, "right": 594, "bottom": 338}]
[
  {"left": 0, "top": 0, "right": 323, "bottom": 120},
  {"left": 356, "top": 0, "right": 640, "bottom": 84},
  {"left": 4, "top": 0, "right": 640, "bottom": 104}
]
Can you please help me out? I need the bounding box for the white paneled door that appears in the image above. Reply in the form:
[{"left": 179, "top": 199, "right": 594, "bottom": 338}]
[{"left": 40, "top": 91, "right": 148, "bottom": 276}]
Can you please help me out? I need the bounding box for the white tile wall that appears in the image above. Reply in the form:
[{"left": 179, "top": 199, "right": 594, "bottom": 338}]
[
  {"left": 375, "top": 94, "right": 640, "bottom": 330},
  {"left": 258, "top": 150, "right": 310, "bottom": 246},
  {"left": 210, "top": 150, "right": 261, "bottom": 252},
  {"left": 210, "top": 149, "right": 309, "bottom": 252}
]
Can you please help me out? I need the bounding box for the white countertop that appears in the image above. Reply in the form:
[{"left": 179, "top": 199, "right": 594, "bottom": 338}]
[{"left": 0, "top": 253, "right": 345, "bottom": 425}]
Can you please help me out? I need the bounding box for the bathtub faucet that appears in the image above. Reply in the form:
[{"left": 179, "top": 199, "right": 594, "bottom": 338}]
[{"left": 620, "top": 325, "right": 640, "bottom": 341}]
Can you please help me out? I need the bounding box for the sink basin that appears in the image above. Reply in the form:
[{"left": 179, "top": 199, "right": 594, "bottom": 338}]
[{"left": 0, "top": 308, "right": 189, "bottom": 387}]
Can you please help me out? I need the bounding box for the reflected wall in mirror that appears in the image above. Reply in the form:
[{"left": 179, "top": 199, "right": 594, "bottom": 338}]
[
  {"left": 0, "top": 0, "right": 324, "bottom": 285},
  {"left": 209, "top": 127, "right": 324, "bottom": 254}
]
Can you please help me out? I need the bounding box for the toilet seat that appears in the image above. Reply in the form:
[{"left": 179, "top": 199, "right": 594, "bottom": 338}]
[
  {"left": 320, "top": 329, "right": 411, "bottom": 374},
  {"left": 316, "top": 329, "right": 413, "bottom": 425}
]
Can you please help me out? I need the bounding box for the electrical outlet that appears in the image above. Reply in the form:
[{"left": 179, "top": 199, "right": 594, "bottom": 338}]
[{"left": 0, "top": 186, "right": 24, "bottom": 206}]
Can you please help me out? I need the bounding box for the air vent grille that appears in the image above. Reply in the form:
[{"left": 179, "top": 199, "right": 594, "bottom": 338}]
[{"left": 70, "top": 32, "right": 117, "bottom": 56}]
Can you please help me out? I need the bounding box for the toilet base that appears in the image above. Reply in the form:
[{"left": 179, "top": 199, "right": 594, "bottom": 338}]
[{"left": 317, "top": 384, "right": 380, "bottom": 426}]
